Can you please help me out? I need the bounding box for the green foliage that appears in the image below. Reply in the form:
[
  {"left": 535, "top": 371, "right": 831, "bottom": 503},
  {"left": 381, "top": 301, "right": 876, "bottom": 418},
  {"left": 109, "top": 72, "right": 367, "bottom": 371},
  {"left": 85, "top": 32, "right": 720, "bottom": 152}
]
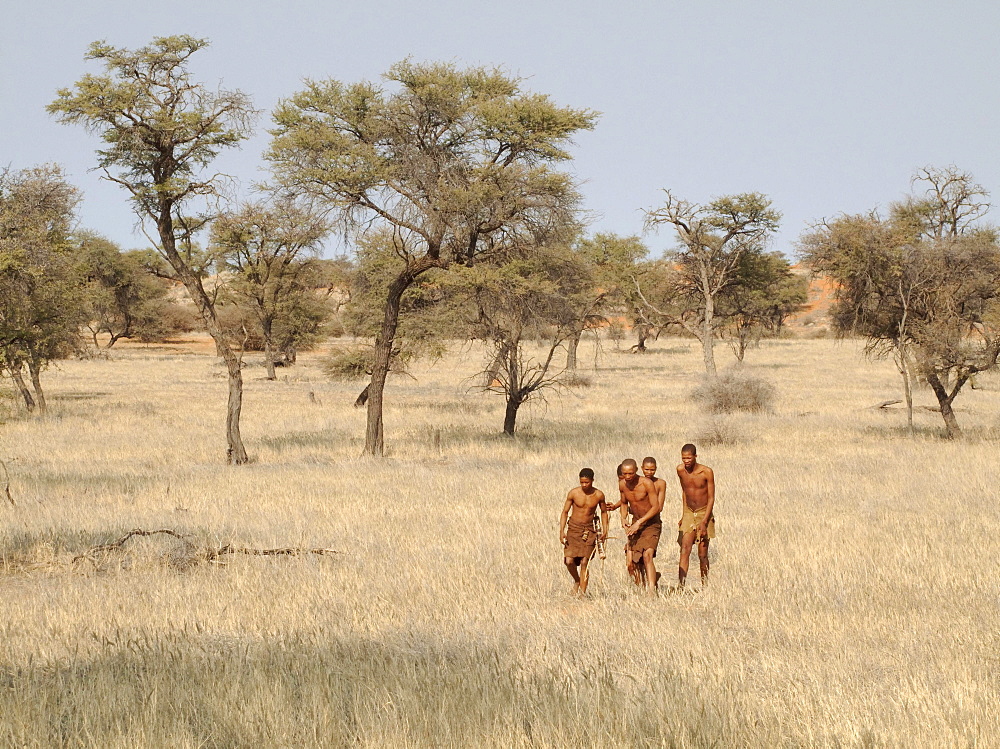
[
  {"left": 0, "top": 165, "right": 87, "bottom": 400},
  {"left": 211, "top": 200, "right": 334, "bottom": 370},
  {"left": 717, "top": 251, "right": 808, "bottom": 360},
  {"left": 49, "top": 36, "right": 256, "bottom": 220},
  {"left": 76, "top": 231, "right": 189, "bottom": 346},
  {"left": 643, "top": 191, "right": 782, "bottom": 373}
]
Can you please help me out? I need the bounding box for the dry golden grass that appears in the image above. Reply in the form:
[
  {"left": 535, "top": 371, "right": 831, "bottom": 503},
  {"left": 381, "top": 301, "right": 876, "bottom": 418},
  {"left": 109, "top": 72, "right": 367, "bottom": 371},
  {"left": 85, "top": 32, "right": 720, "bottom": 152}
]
[{"left": 1, "top": 336, "right": 998, "bottom": 747}]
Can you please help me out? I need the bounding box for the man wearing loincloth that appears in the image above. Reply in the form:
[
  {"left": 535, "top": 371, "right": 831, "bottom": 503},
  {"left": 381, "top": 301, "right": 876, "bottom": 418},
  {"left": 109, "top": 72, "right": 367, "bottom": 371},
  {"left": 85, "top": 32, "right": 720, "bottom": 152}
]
[
  {"left": 619, "top": 458, "right": 663, "bottom": 594},
  {"left": 675, "top": 443, "right": 716, "bottom": 589},
  {"left": 559, "top": 468, "right": 609, "bottom": 596}
]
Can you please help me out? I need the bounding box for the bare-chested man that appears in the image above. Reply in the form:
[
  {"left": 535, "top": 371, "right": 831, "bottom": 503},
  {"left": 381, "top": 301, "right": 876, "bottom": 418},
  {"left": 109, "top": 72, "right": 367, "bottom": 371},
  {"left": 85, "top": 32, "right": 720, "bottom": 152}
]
[
  {"left": 559, "top": 468, "right": 609, "bottom": 596},
  {"left": 675, "top": 443, "right": 716, "bottom": 589},
  {"left": 619, "top": 458, "right": 663, "bottom": 594}
]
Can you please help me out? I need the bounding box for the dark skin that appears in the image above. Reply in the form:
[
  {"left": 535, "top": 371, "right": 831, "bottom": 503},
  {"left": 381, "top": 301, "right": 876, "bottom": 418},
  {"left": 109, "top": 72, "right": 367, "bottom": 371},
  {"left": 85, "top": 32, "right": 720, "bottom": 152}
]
[
  {"left": 676, "top": 449, "right": 715, "bottom": 587},
  {"left": 559, "top": 475, "right": 608, "bottom": 596},
  {"left": 619, "top": 462, "right": 662, "bottom": 594}
]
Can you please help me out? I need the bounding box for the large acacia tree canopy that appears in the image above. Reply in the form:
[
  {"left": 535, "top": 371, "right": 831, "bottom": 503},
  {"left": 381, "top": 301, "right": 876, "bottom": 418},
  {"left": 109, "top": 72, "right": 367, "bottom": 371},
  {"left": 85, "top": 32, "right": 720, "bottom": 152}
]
[
  {"left": 47, "top": 35, "right": 256, "bottom": 215},
  {"left": 266, "top": 60, "right": 598, "bottom": 264}
]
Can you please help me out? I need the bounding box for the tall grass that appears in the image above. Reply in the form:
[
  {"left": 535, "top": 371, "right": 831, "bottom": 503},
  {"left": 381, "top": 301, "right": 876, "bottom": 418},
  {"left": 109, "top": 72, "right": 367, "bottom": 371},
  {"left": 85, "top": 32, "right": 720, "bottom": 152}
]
[{"left": 0, "top": 337, "right": 998, "bottom": 746}]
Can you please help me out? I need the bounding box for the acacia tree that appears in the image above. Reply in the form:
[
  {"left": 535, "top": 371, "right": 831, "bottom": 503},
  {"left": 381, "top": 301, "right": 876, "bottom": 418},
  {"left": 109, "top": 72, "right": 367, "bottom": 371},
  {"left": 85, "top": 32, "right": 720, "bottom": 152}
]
[
  {"left": 50, "top": 36, "right": 257, "bottom": 463},
  {"left": 642, "top": 192, "right": 781, "bottom": 375},
  {"left": 268, "top": 60, "right": 595, "bottom": 456},
  {"left": 567, "top": 233, "right": 651, "bottom": 363},
  {"left": 0, "top": 165, "right": 86, "bottom": 413},
  {"left": 449, "top": 244, "right": 589, "bottom": 435},
  {"left": 211, "top": 200, "right": 330, "bottom": 379},
  {"left": 801, "top": 167, "right": 1000, "bottom": 438},
  {"left": 717, "top": 250, "right": 807, "bottom": 363},
  {"left": 76, "top": 231, "right": 176, "bottom": 348}
]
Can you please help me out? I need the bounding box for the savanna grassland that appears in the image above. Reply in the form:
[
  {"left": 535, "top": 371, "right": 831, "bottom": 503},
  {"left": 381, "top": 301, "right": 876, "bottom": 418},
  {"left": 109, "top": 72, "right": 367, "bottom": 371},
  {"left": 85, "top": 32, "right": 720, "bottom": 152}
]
[{"left": 1, "top": 336, "right": 998, "bottom": 748}]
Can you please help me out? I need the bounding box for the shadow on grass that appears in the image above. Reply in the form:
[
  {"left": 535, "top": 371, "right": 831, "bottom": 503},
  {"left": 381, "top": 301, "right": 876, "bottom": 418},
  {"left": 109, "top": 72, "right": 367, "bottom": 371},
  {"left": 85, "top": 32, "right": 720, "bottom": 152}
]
[{"left": 0, "top": 633, "right": 735, "bottom": 748}]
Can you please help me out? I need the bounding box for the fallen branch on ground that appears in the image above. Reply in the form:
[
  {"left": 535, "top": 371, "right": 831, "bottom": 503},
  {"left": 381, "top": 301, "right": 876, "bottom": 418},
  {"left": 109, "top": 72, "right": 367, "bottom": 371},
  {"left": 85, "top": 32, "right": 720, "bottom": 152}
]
[{"left": 72, "top": 528, "right": 340, "bottom": 567}]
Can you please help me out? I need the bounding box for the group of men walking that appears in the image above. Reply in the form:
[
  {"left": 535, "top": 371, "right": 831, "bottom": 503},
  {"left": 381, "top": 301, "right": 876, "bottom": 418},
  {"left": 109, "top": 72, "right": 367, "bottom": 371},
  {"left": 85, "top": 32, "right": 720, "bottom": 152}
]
[{"left": 559, "top": 444, "right": 716, "bottom": 596}]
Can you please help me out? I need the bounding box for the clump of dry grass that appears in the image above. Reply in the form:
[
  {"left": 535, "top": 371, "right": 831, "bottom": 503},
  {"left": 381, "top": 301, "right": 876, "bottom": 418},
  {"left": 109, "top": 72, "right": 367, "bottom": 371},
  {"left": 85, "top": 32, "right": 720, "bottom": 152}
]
[{"left": 691, "top": 366, "right": 776, "bottom": 413}]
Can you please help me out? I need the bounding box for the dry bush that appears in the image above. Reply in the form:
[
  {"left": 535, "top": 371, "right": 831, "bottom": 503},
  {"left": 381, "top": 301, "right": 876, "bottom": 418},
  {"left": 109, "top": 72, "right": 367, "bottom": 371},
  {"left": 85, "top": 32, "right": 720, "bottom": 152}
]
[
  {"left": 694, "top": 416, "right": 745, "bottom": 446},
  {"left": 691, "top": 367, "right": 776, "bottom": 413},
  {"left": 321, "top": 346, "right": 373, "bottom": 380}
]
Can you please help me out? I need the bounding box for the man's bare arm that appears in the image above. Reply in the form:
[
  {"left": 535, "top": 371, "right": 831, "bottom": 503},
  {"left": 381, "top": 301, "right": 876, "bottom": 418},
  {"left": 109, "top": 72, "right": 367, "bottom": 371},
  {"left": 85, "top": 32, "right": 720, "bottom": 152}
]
[
  {"left": 618, "top": 482, "right": 630, "bottom": 527},
  {"left": 655, "top": 479, "right": 666, "bottom": 514},
  {"left": 598, "top": 492, "right": 610, "bottom": 540},
  {"left": 559, "top": 493, "right": 573, "bottom": 543},
  {"left": 698, "top": 468, "right": 716, "bottom": 536}
]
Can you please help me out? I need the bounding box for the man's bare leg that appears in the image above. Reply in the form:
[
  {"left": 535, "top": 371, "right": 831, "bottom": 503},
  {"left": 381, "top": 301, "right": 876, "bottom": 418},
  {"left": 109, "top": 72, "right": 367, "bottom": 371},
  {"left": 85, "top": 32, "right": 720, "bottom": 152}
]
[
  {"left": 678, "top": 530, "right": 696, "bottom": 588},
  {"left": 579, "top": 555, "right": 591, "bottom": 596},
  {"left": 642, "top": 549, "right": 658, "bottom": 595},
  {"left": 626, "top": 553, "right": 642, "bottom": 586},
  {"left": 565, "top": 557, "right": 581, "bottom": 595},
  {"left": 697, "top": 538, "right": 710, "bottom": 586}
]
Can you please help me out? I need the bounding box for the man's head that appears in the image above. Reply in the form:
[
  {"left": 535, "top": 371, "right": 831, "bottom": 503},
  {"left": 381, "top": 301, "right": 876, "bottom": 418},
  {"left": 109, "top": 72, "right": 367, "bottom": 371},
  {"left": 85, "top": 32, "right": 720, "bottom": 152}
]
[
  {"left": 681, "top": 443, "right": 697, "bottom": 470},
  {"left": 579, "top": 467, "right": 594, "bottom": 489},
  {"left": 641, "top": 456, "right": 657, "bottom": 479},
  {"left": 616, "top": 463, "right": 624, "bottom": 478},
  {"left": 621, "top": 458, "right": 638, "bottom": 482}
]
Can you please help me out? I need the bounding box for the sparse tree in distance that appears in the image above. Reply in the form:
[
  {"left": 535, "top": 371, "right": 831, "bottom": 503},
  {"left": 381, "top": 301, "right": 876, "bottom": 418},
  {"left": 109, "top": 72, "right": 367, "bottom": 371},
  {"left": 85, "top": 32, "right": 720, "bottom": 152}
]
[
  {"left": 449, "top": 244, "right": 590, "bottom": 435},
  {"left": 0, "top": 165, "right": 86, "bottom": 413},
  {"left": 569, "top": 233, "right": 651, "bottom": 362},
  {"left": 643, "top": 192, "right": 781, "bottom": 375},
  {"left": 50, "top": 36, "right": 257, "bottom": 463},
  {"left": 76, "top": 231, "right": 180, "bottom": 348},
  {"left": 801, "top": 166, "right": 1000, "bottom": 438},
  {"left": 717, "top": 250, "right": 808, "bottom": 363},
  {"left": 267, "top": 60, "right": 596, "bottom": 456},
  {"left": 211, "top": 200, "right": 330, "bottom": 379}
]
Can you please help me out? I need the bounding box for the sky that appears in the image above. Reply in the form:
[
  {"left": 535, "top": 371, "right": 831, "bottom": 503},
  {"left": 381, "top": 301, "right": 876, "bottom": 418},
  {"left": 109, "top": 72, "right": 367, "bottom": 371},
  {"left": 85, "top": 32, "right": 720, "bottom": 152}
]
[{"left": 3, "top": 0, "right": 999, "bottom": 258}]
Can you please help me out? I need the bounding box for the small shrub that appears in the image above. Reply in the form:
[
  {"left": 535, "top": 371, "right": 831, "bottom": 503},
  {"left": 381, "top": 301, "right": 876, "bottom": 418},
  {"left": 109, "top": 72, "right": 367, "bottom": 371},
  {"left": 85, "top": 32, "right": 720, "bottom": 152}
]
[
  {"left": 322, "top": 347, "right": 373, "bottom": 380},
  {"left": 694, "top": 417, "right": 744, "bottom": 446},
  {"left": 691, "top": 368, "right": 775, "bottom": 414}
]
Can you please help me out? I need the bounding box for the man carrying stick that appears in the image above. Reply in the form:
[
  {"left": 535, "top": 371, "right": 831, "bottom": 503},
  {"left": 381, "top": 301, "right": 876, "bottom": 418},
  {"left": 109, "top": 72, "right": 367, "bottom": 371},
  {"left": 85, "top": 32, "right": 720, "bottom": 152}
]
[
  {"left": 559, "top": 468, "right": 608, "bottom": 596},
  {"left": 619, "top": 458, "right": 663, "bottom": 594},
  {"left": 675, "top": 443, "right": 716, "bottom": 589}
]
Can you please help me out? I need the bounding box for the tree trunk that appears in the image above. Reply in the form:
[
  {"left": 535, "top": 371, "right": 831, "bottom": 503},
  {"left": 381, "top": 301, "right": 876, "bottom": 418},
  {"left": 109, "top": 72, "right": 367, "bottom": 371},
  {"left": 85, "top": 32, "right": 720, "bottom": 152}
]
[
  {"left": 9, "top": 362, "right": 35, "bottom": 411},
  {"left": 158, "top": 207, "right": 248, "bottom": 464},
  {"left": 897, "top": 345, "right": 914, "bottom": 437},
  {"left": 224, "top": 354, "right": 247, "bottom": 463},
  {"left": 926, "top": 371, "right": 963, "bottom": 439},
  {"left": 363, "top": 258, "right": 437, "bottom": 457},
  {"left": 633, "top": 324, "right": 649, "bottom": 353},
  {"left": 263, "top": 320, "right": 276, "bottom": 381},
  {"left": 566, "top": 329, "right": 581, "bottom": 370},
  {"left": 26, "top": 351, "right": 46, "bottom": 415},
  {"left": 503, "top": 396, "right": 522, "bottom": 435},
  {"left": 483, "top": 349, "right": 503, "bottom": 387},
  {"left": 364, "top": 273, "right": 407, "bottom": 457},
  {"left": 701, "top": 302, "right": 717, "bottom": 377}
]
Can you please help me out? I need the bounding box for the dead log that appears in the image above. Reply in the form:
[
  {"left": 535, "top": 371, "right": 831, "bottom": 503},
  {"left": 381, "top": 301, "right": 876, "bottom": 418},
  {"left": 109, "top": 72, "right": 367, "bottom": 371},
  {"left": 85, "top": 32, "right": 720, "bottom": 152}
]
[{"left": 72, "top": 528, "right": 340, "bottom": 567}]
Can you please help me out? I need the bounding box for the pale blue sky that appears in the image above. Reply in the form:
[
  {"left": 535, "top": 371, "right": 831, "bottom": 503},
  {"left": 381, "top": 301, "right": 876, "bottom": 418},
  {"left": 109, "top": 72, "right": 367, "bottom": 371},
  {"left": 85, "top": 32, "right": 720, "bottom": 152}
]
[{"left": 3, "top": 0, "right": 998, "bottom": 257}]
